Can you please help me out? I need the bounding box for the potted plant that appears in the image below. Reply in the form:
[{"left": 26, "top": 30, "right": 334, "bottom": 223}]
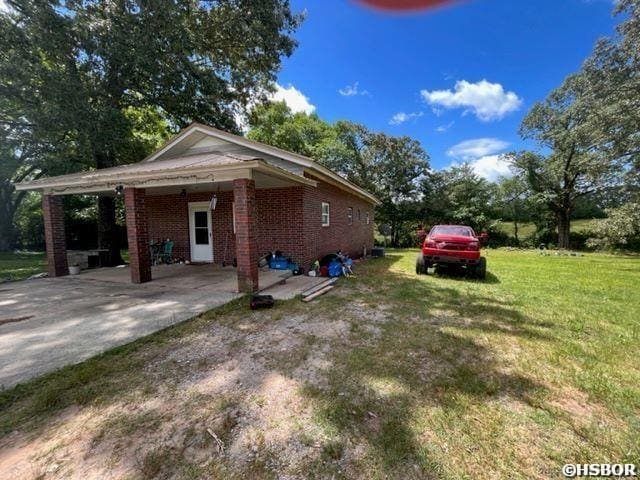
[{"left": 69, "top": 263, "right": 81, "bottom": 275}]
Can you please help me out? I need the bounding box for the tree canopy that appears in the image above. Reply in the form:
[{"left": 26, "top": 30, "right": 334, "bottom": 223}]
[{"left": 0, "top": 0, "right": 301, "bottom": 255}]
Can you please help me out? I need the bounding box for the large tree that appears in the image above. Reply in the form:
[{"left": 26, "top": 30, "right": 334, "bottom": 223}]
[
  {"left": 513, "top": 73, "right": 622, "bottom": 249},
  {"left": 0, "top": 0, "right": 300, "bottom": 260},
  {"left": 579, "top": 0, "right": 640, "bottom": 196}
]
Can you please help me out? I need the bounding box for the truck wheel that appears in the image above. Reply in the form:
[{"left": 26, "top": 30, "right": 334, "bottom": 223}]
[
  {"left": 475, "top": 257, "right": 487, "bottom": 279},
  {"left": 416, "top": 254, "right": 428, "bottom": 275}
]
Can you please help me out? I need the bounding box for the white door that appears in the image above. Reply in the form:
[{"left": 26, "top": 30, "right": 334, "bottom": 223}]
[{"left": 188, "top": 203, "right": 213, "bottom": 262}]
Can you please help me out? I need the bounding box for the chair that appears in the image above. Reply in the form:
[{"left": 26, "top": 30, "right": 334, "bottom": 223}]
[{"left": 160, "top": 240, "right": 174, "bottom": 264}]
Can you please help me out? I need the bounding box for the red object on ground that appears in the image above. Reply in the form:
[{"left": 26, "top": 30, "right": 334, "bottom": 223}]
[
  {"left": 416, "top": 225, "right": 487, "bottom": 278},
  {"left": 356, "top": 0, "right": 460, "bottom": 11}
]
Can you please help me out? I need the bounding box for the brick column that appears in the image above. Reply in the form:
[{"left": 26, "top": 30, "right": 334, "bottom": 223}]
[
  {"left": 124, "top": 188, "right": 152, "bottom": 284},
  {"left": 42, "top": 194, "right": 69, "bottom": 277},
  {"left": 233, "top": 178, "right": 259, "bottom": 293}
]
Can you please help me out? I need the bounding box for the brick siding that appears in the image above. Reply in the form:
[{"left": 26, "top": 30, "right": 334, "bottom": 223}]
[
  {"left": 142, "top": 178, "right": 374, "bottom": 272},
  {"left": 124, "top": 188, "right": 152, "bottom": 283},
  {"left": 42, "top": 194, "right": 69, "bottom": 277}
]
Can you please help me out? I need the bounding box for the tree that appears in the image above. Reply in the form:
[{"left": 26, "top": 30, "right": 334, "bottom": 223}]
[
  {"left": 421, "top": 163, "right": 496, "bottom": 234},
  {"left": 513, "top": 72, "right": 622, "bottom": 249},
  {"left": 495, "top": 176, "right": 531, "bottom": 244},
  {"left": 247, "top": 101, "right": 335, "bottom": 158},
  {"left": 247, "top": 105, "right": 430, "bottom": 246},
  {"left": 578, "top": 0, "right": 640, "bottom": 197},
  {"left": 0, "top": 0, "right": 300, "bottom": 261}
]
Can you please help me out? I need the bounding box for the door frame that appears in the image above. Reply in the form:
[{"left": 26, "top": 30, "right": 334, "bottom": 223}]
[{"left": 188, "top": 201, "right": 213, "bottom": 263}]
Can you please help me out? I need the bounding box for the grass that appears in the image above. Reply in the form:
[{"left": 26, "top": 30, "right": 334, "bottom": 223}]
[
  {"left": 496, "top": 218, "right": 599, "bottom": 239},
  {"left": 0, "top": 251, "right": 46, "bottom": 281},
  {"left": 0, "top": 249, "right": 130, "bottom": 282},
  {"left": 0, "top": 249, "right": 639, "bottom": 479}
]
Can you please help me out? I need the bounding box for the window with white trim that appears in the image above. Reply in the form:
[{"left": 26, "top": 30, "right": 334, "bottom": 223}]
[
  {"left": 347, "top": 207, "right": 353, "bottom": 225},
  {"left": 321, "top": 202, "right": 330, "bottom": 226},
  {"left": 366, "top": 212, "right": 370, "bottom": 225}
]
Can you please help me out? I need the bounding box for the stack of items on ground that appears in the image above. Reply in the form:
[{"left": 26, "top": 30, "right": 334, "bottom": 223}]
[{"left": 261, "top": 250, "right": 355, "bottom": 278}]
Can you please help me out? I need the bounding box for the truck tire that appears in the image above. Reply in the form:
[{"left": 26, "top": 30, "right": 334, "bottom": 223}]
[
  {"left": 475, "top": 257, "right": 487, "bottom": 279},
  {"left": 416, "top": 254, "right": 428, "bottom": 275}
]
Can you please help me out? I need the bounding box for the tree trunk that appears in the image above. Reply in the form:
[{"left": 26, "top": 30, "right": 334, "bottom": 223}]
[
  {"left": 95, "top": 151, "right": 123, "bottom": 266},
  {"left": 557, "top": 209, "right": 571, "bottom": 249},
  {"left": 513, "top": 220, "right": 519, "bottom": 245},
  {"left": 0, "top": 182, "right": 18, "bottom": 252}
]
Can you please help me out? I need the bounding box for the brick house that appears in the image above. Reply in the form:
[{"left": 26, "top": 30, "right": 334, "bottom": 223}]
[{"left": 16, "top": 123, "right": 377, "bottom": 292}]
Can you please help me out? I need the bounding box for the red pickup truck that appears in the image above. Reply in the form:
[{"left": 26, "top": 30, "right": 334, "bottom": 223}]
[{"left": 416, "top": 225, "right": 487, "bottom": 279}]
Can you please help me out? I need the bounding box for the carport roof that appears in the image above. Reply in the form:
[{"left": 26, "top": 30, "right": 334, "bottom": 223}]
[
  {"left": 15, "top": 122, "right": 379, "bottom": 204},
  {"left": 15, "top": 150, "right": 317, "bottom": 195}
]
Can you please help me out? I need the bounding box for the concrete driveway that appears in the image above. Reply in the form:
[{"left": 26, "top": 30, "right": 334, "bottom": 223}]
[{"left": 0, "top": 265, "right": 291, "bottom": 388}]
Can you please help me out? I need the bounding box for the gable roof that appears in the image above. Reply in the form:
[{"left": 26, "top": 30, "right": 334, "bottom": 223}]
[
  {"left": 145, "top": 123, "right": 378, "bottom": 204},
  {"left": 16, "top": 122, "right": 378, "bottom": 204}
]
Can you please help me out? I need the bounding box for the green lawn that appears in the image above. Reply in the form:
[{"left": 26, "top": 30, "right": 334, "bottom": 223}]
[
  {"left": 0, "top": 250, "right": 130, "bottom": 282},
  {"left": 0, "top": 251, "right": 46, "bottom": 281},
  {"left": 0, "top": 249, "right": 638, "bottom": 479},
  {"left": 496, "top": 218, "right": 599, "bottom": 239}
]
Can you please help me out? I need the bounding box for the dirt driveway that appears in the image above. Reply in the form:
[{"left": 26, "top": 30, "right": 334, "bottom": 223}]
[{"left": 0, "top": 269, "right": 245, "bottom": 388}]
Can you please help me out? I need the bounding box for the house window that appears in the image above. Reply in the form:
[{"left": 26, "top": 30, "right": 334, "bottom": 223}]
[
  {"left": 366, "top": 212, "right": 370, "bottom": 225},
  {"left": 347, "top": 207, "right": 353, "bottom": 225},
  {"left": 321, "top": 202, "right": 330, "bottom": 226}
]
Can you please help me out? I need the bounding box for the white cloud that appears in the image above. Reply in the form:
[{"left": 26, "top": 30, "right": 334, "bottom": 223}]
[
  {"left": 468, "top": 154, "right": 513, "bottom": 181},
  {"left": 389, "top": 111, "right": 423, "bottom": 125},
  {"left": 447, "top": 138, "right": 510, "bottom": 161},
  {"left": 436, "top": 121, "right": 454, "bottom": 133},
  {"left": 421, "top": 79, "right": 522, "bottom": 121},
  {"left": 270, "top": 83, "right": 316, "bottom": 114},
  {"left": 447, "top": 137, "right": 512, "bottom": 181},
  {"left": 338, "top": 81, "right": 369, "bottom": 97},
  {"left": 0, "top": 0, "right": 11, "bottom": 12}
]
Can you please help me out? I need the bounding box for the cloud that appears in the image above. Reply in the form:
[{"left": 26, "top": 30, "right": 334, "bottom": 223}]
[
  {"left": 447, "top": 137, "right": 512, "bottom": 181},
  {"left": 389, "top": 111, "right": 423, "bottom": 125},
  {"left": 0, "top": 0, "right": 11, "bottom": 12},
  {"left": 270, "top": 83, "right": 316, "bottom": 114},
  {"left": 468, "top": 155, "right": 512, "bottom": 181},
  {"left": 447, "top": 138, "right": 510, "bottom": 161},
  {"left": 338, "top": 81, "right": 370, "bottom": 97},
  {"left": 436, "top": 121, "right": 454, "bottom": 133},
  {"left": 421, "top": 79, "right": 522, "bottom": 121}
]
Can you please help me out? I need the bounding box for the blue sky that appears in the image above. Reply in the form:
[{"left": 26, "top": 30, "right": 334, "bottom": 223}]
[{"left": 270, "top": 0, "right": 618, "bottom": 180}]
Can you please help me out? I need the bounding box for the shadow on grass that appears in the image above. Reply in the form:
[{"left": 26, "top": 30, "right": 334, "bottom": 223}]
[
  {"left": 0, "top": 251, "right": 551, "bottom": 479},
  {"left": 297, "top": 252, "right": 549, "bottom": 478}
]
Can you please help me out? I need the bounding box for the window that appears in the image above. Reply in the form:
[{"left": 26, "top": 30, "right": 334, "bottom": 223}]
[
  {"left": 347, "top": 207, "right": 353, "bottom": 225},
  {"left": 366, "top": 212, "right": 370, "bottom": 225},
  {"left": 321, "top": 202, "right": 330, "bottom": 226},
  {"left": 357, "top": 209, "right": 361, "bottom": 221}
]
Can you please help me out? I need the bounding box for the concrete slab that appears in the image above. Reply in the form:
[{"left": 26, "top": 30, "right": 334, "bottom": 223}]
[{"left": 0, "top": 264, "right": 289, "bottom": 388}]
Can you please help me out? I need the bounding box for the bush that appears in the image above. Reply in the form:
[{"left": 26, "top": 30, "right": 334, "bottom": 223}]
[{"left": 587, "top": 202, "right": 640, "bottom": 251}]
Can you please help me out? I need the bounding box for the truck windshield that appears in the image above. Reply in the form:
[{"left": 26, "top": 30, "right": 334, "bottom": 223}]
[{"left": 431, "top": 226, "right": 474, "bottom": 237}]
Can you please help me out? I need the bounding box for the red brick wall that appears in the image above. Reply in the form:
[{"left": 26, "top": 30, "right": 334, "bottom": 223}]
[
  {"left": 124, "top": 188, "right": 152, "bottom": 283},
  {"left": 145, "top": 188, "right": 305, "bottom": 265},
  {"left": 302, "top": 175, "right": 375, "bottom": 268},
  {"left": 143, "top": 179, "right": 374, "bottom": 271},
  {"left": 42, "top": 194, "right": 69, "bottom": 277}
]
